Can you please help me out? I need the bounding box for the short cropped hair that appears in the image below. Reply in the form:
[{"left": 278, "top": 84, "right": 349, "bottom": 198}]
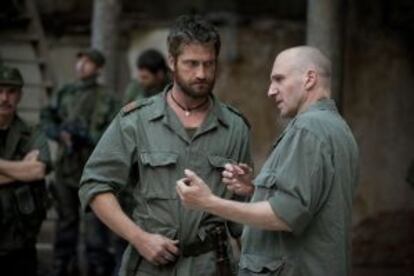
[
  {"left": 167, "top": 14, "right": 221, "bottom": 58},
  {"left": 136, "top": 49, "right": 168, "bottom": 74}
]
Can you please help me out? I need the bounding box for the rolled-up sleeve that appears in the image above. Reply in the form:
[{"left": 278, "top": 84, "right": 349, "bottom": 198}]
[
  {"left": 266, "top": 127, "right": 332, "bottom": 235},
  {"left": 79, "top": 113, "right": 137, "bottom": 211}
]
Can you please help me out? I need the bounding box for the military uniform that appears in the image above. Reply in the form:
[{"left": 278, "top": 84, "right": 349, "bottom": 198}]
[
  {"left": 239, "top": 99, "right": 359, "bottom": 276},
  {"left": 41, "top": 71, "right": 119, "bottom": 275},
  {"left": 79, "top": 86, "right": 252, "bottom": 276},
  {"left": 0, "top": 66, "right": 51, "bottom": 275},
  {"left": 123, "top": 78, "right": 170, "bottom": 105},
  {"left": 117, "top": 76, "right": 170, "bottom": 274}
]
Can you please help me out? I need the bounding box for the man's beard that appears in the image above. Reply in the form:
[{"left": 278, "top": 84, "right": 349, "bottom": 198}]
[{"left": 174, "top": 70, "right": 215, "bottom": 99}]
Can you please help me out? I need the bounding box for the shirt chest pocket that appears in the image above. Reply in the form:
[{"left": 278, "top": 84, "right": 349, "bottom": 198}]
[
  {"left": 138, "top": 151, "right": 179, "bottom": 199},
  {"left": 207, "top": 155, "right": 234, "bottom": 168},
  {"left": 204, "top": 155, "right": 236, "bottom": 198}
]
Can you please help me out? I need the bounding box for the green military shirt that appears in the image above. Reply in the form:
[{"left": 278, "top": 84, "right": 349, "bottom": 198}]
[
  {"left": 41, "top": 77, "right": 119, "bottom": 187},
  {"left": 239, "top": 99, "right": 359, "bottom": 276},
  {"left": 0, "top": 115, "right": 51, "bottom": 253},
  {"left": 79, "top": 87, "right": 251, "bottom": 276},
  {"left": 123, "top": 78, "right": 170, "bottom": 105},
  {"left": 121, "top": 77, "right": 169, "bottom": 215}
]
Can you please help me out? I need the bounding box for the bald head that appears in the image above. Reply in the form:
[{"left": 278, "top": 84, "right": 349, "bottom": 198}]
[
  {"left": 268, "top": 46, "right": 333, "bottom": 117},
  {"left": 277, "top": 46, "right": 331, "bottom": 89}
]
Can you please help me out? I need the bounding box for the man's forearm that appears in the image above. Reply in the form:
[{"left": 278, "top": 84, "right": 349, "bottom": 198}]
[
  {"left": 204, "top": 196, "right": 291, "bottom": 232},
  {"left": 0, "top": 159, "right": 46, "bottom": 182},
  {"left": 90, "top": 192, "right": 148, "bottom": 244}
]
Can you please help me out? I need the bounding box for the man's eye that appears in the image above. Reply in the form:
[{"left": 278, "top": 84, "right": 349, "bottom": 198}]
[
  {"left": 185, "top": 61, "right": 198, "bottom": 67},
  {"left": 205, "top": 61, "right": 214, "bottom": 67},
  {"left": 275, "top": 76, "right": 283, "bottom": 82}
]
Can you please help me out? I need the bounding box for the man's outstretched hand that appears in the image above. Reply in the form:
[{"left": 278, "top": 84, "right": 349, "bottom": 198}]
[
  {"left": 176, "top": 169, "right": 215, "bottom": 210},
  {"left": 222, "top": 163, "right": 254, "bottom": 196}
]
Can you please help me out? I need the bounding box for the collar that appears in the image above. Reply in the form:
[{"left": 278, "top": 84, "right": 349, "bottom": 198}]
[
  {"left": 148, "top": 84, "right": 229, "bottom": 127},
  {"left": 304, "top": 98, "right": 338, "bottom": 114},
  {"left": 271, "top": 98, "right": 337, "bottom": 149},
  {"left": 77, "top": 76, "right": 98, "bottom": 89},
  {"left": 9, "top": 115, "right": 31, "bottom": 134}
]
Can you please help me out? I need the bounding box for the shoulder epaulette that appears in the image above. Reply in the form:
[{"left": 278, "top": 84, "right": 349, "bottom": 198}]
[
  {"left": 225, "top": 104, "right": 251, "bottom": 128},
  {"left": 121, "top": 98, "right": 153, "bottom": 116}
]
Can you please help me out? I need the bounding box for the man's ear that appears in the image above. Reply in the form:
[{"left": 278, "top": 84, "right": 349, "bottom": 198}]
[
  {"left": 168, "top": 55, "right": 175, "bottom": 72},
  {"left": 304, "top": 69, "right": 317, "bottom": 91}
]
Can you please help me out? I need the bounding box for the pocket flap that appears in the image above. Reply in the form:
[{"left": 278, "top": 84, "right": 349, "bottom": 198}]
[
  {"left": 14, "top": 185, "right": 36, "bottom": 215},
  {"left": 239, "top": 254, "right": 285, "bottom": 273},
  {"left": 140, "top": 152, "right": 178, "bottom": 167},
  {"left": 253, "top": 172, "right": 278, "bottom": 188},
  {"left": 208, "top": 155, "right": 235, "bottom": 168}
]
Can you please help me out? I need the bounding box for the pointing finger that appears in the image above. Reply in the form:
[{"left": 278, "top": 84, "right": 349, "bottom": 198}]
[
  {"left": 184, "top": 169, "right": 202, "bottom": 183},
  {"left": 224, "top": 163, "right": 235, "bottom": 172},
  {"left": 239, "top": 163, "right": 253, "bottom": 174},
  {"left": 222, "top": 171, "right": 234, "bottom": 179}
]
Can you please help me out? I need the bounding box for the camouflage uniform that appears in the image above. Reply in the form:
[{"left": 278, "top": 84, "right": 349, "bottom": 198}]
[
  {"left": 0, "top": 66, "right": 51, "bottom": 275},
  {"left": 41, "top": 53, "right": 119, "bottom": 276},
  {"left": 122, "top": 78, "right": 170, "bottom": 105}
]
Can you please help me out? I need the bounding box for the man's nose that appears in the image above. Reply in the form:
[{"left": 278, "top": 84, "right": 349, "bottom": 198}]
[
  {"left": 267, "top": 84, "right": 278, "bottom": 98},
  {"left": 195, "top": 65, "right": 207, "bottom": 79}
]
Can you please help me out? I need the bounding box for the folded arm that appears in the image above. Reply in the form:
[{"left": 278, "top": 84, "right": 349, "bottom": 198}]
[{"left": 0, "top": 150, "right": 46, "bottom": 185}]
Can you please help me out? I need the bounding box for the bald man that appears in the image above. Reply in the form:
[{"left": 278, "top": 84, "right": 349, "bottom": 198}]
[{"left": 176, "top": 46, "right": 359, "bottom": 276}]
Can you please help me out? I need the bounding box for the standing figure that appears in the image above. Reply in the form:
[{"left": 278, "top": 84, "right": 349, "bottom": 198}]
[
  {"left": 0, "top": 66, "right": 51, "bottom": 275},
  {"left": 123, "top": 48, "right": 170, "bottom": 104},
  {"left": 42, "top": 49, "right": 119, "bottom": 276},
  {"left": 79, "top": 15, "right": 252, "bottom": 276},
  {"left": 177, "top": 46, "right": 360, "bottom": 276}
]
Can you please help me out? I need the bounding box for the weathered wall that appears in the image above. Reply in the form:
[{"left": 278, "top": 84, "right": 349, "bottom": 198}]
[
  {"left": 43, "top": 1, "right": 414, "bottom": 226},
  {"left": 344, "top": 0, "right": 414, "bottom": 225},
  {"left": 125, "top": 17, "right": 414, "bottom": 225}
]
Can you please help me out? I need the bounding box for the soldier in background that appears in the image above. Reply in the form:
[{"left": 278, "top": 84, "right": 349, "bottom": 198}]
[
  {"left": 0, "top": 66, "right": 50, "bottom": 275},
  {"left": 123, "top": 48, "right": 170, "bottom": 104},
  {"left": 41, "top": 49, "right": 119, "bottom": 276}
]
